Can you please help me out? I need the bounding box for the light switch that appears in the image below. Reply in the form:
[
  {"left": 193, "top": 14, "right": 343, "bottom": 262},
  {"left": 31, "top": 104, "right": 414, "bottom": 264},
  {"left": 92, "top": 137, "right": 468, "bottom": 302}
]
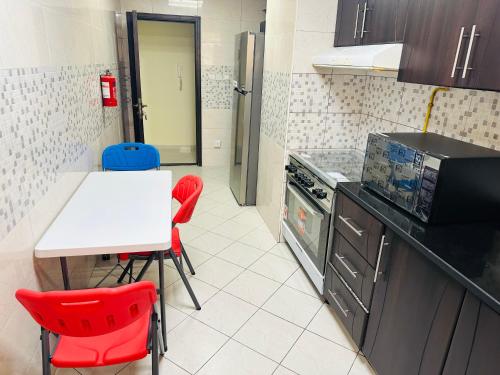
[{"left": 214, "top": 140, "right": 222, "bottom": 148}]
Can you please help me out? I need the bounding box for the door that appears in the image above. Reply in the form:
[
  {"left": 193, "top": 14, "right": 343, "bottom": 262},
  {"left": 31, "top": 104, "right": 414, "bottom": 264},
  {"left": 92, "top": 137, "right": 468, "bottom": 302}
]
[
  {"left": 283, "top": 182, "right": 331, "bottom": 273},
  {"left": 363, "top": 230, "right": 465, "bottom": 375},
  {"left": 460, "top": 0, "right": 500, "bottom": 90},
  {"left": 230, "top": 32, "right": 255, "bottom": 204},
  {"left": 126, "top": 11, "right": 145, "bottom": 143},
  {"left": 443, "top": 292, "right": 500, "bottom": 375},
  {"left": 127, "top": 13, "right": 202, "bottom": 165},
  {"left": 138, "top": 20, "right": 196, "bottom": 164},
  {"left": 364, "top": 0, "right": 400, "bottom": 44},
  {"left": 335, "top": 0, "right": 363, "bottom": 46},
  {"left": 398, "top": 0, "right": 478, "bottom": 87}
]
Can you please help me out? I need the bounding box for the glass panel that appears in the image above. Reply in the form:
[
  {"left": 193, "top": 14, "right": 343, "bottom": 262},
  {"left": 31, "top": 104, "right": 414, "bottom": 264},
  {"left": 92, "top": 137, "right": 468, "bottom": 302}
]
[
  {"left": 138, "top": 20, "right": 196, "bottom": 164},
  {"left": 284, "top": 185, "right": 327, "bottom": 270}
]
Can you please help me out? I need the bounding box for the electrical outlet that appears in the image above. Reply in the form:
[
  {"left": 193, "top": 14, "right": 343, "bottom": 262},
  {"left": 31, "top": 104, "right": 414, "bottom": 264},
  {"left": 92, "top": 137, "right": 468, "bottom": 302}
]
[{"left": 214, "top": 140, "right": 222, "bottom": 148}]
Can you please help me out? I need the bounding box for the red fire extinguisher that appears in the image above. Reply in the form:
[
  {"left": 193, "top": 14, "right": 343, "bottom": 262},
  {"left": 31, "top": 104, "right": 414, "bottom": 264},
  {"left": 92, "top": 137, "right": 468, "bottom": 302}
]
[{"left": 100, "top": 70, "right": 118, "bottom": 107}]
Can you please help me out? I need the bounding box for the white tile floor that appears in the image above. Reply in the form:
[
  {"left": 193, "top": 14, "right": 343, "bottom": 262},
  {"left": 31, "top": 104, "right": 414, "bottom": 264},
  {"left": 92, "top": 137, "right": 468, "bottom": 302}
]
[{"left": 74, "top": 166, "right": 378, "bottom": 375}]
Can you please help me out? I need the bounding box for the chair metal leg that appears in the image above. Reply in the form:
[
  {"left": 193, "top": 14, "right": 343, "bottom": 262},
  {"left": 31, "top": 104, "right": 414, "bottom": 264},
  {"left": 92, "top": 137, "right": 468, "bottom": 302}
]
[
  {"left": 117, "top": 260, "right": 134, "bottom": 283},
  {"left": 135, "top": 255, "right": 155, "bottom": 282},
  {"left": 181, "top": 243, "right": 196, "bottom": 275},
  {"left": 151, "top": 311, "right": 159, "bottom": 375},
  {"left": 128, "top": 259, "right": 135, "bottom": 284},
  {"left": 169, "top": 249, "right": 201, "bottom": 310},
  {"left": 41, "top": 328, "right": 51, "bottom": 375}
]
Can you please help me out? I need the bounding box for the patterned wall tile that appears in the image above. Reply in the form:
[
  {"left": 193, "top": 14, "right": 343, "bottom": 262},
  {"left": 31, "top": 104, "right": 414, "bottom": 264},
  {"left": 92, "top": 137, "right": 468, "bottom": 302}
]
[
  {"left": 328, "top": 74, "right": 366, "bottom": 114},
  {"left": 363, "top": 75, "right": 403, "bottom": 122},
  {"left": 289, "top": 73, "right": 331, "bottom": 113},
  {"left": 396, "top": 82, "right": 435, "bottom": 128},
  {"left": 287, "top": 112, "right": 325, "bottom": 149},
  {"left": 430, "top": 89, "right": 471, "bottom": 139},
  {"left": 0, "top": 64, "right": 121, "bottom": 241},
  {"left": 201, "top": 65, "right": 234, "bottom": 110},
  {"left": 355, "top": 114, "right": 398, "bottom": 151},
  {"left": 323, "top": 113, "right": 360, "bottom": 149},
  {"left": 463, "top": 90, "right": 500, "bottom": 149},
  {"left": 261, "top": 70, "right": 291, "bottom": 147}
]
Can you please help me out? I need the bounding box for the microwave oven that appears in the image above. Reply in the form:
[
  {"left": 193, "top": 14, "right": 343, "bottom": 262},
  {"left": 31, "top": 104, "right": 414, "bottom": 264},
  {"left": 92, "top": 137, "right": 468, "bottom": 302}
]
[{"left": 361, "top": 132, "right": 500, "bottom": 223}]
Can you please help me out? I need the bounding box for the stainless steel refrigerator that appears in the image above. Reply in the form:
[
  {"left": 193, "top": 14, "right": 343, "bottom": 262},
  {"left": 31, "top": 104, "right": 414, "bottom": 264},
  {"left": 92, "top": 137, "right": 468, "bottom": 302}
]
[{"left": 230, "top": 31, "right": 265, "bottom": 206}]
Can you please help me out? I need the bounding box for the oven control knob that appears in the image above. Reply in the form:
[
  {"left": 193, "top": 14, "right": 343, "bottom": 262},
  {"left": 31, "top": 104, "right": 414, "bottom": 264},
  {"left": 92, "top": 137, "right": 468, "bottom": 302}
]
[
  {"left": 312, "top": 188, "right": 322, "bottom": 195},
  {"left": 285, "top": 164, "right": 297, "bottom": 173},
  {"left": 304, "top": 180, "right": 314, "bottom": 188},
  {"left": 316, "top": 191, "right": 327, "bottom": 199}
]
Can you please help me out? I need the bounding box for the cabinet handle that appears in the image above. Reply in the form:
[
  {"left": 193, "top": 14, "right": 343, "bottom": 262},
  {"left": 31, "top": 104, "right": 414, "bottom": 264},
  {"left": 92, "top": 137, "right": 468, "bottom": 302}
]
[
  {"left": 374, "top": 234, "right": 388, "bottom": 283},
  {"left": 462, "top": 24, "right": 480, "bottom": 79},
  {"left": 451, "top": 27, "right": 465, "bottom": 78},
  {"left": 339, "top": 215, "right": 364, "bottom": 237},
  {"left": 329, "top": 290, "right": 349, "bottom": 317},
  {"left": 335, "top": 253, "right": 358, "bottom": 279},
  {"left": 360, "top": 2, "right": 369, "bottom": 39},
  {"left": 354, "top": 3, "right": 360, "bottom": 39}
]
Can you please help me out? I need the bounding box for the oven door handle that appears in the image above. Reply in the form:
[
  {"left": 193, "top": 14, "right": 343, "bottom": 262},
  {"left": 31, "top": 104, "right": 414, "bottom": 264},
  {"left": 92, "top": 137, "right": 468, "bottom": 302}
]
[{"left": 287, "top": 183, "right": 325, "bottom": 218}]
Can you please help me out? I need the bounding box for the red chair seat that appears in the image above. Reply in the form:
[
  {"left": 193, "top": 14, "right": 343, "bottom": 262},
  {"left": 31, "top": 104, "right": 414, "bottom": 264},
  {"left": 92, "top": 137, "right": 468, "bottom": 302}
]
[{"left": 51, "top": 305, "right": 152, "bottom": 368}]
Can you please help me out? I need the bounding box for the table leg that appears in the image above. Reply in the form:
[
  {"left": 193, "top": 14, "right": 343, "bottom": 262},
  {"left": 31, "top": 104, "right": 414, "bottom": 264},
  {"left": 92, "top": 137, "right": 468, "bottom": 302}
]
[
  {"left": 157, "top": 250, "right": 167, "bottom": 350},
  {"left": 60, "top": 257, "right": 71, "bottom": 290}
]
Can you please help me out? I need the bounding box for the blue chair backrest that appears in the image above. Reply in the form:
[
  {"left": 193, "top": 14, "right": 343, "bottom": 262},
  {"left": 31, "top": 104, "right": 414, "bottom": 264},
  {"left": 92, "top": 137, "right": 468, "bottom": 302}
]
[{"left": 102, "top": 143, "right": 160, "bottom": 171}]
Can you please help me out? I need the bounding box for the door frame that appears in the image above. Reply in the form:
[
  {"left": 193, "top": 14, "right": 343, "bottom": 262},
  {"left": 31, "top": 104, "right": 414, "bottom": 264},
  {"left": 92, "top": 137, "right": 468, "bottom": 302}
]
[{"left": 127, "top": 12, "right": 202, "bottom": 166}]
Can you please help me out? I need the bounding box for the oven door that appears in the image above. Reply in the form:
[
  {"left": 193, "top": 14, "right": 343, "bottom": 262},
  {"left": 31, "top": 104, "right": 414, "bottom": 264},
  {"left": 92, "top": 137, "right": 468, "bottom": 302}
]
[{"left": 284, "top": 181, "right": 331, "bottom": 274}]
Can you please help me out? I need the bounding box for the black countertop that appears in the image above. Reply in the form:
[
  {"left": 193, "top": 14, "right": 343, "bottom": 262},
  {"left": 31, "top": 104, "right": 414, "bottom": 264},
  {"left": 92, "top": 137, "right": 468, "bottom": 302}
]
[{"left": 337, "top": 182, "right": 500, "bottom": 314}]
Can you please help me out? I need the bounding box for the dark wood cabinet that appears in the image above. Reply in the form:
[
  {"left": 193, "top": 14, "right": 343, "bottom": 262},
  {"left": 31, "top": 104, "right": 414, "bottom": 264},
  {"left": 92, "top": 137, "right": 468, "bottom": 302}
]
[
  {"left": 363, "top": 230, "right": 465, "bottom": 375},
  {"left": 335, "top": 0, "right": 363, "bottom": 47},
  {"left": 335, "top": 0, "right": 409, "bottom": 47},
  {"left": 443, "top": 292, "right": 500, "bottom": 375},
  {"left": 398, "top": 0, "right": 500, "bottom": 91}
]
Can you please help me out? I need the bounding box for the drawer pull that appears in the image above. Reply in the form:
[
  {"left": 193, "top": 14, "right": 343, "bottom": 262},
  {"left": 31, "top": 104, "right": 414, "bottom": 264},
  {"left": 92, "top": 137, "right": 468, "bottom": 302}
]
[
  {"left": 374, "top": 234, "right": 388, "bottom": 283},
  {"left": 339, "top": 215, "right": 364, "bottom": 237},
  {"left": 335, "top": 253, "right": 358, "bottom": 279},
  {"left": 329, "top": 290, "right": 349, "bottom": 317}
]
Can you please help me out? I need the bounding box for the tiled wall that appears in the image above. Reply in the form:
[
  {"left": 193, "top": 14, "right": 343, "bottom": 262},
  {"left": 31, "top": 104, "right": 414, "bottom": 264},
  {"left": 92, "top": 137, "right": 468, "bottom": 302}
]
[
  {"left": 287, "top": 71, "right": 500, "bottom": 153},
  {"left": 118, "top": 0, "right": 266, "bottom": 166},
  {"left": 0, "top": 1, "right": 123, "bottom": 373}
]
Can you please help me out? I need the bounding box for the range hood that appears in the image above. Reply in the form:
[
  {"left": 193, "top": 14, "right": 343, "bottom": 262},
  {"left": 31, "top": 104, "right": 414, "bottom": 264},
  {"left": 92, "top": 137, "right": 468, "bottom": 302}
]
[{"left": 312, "top": 44, "right": 403, "bottom": 71}]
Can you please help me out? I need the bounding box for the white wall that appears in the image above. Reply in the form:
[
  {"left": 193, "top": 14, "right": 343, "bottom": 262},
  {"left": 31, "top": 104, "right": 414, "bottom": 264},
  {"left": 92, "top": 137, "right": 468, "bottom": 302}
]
[
  {"left": 256, "top": 0, "right": 297, "bottom": 240},
  {"left": 118, "top": 0, "right": 266, "bottom": 166},
  {"left": 0, "top": 1, "right": 123, "bottom": 373}
]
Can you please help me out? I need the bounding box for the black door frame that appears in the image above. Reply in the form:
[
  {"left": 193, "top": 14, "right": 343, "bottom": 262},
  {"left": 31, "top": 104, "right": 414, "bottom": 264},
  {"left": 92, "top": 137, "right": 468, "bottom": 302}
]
[{"left": 126, "top": 12, "right": 202, "bottom": 166}]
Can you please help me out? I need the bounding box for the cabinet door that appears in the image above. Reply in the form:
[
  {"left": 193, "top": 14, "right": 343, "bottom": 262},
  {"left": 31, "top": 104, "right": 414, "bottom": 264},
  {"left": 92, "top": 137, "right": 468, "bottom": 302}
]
[
  {"left": 398, "top": 0, "right": 478, "bottom": 87},
  {"left": 363, "top": 230, "right": 465, "bottom": 375},
  {"left": 335, "top": 0, "right": 362, "bottom": 46},
  {"left": 443, "top": 292, "right": 500, "bottom": 375},
  {"left": 363, "top": 0, "right": 399, "bottom": 44},
  {"left": 463, "top": 0, "right": 500, "bottom": 90}
]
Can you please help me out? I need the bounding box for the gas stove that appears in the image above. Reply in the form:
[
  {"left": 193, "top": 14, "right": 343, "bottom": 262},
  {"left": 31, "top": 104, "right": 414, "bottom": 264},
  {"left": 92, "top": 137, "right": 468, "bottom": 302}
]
[{"left": 283, "top": 149, "right": 365, "bottom": 293}]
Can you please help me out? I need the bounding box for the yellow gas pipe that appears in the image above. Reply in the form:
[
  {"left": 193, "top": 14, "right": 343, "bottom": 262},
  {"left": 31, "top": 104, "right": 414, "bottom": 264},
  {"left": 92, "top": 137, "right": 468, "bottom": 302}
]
[{"left": 422, "top": 87, "right": 449, "bottom": 133}]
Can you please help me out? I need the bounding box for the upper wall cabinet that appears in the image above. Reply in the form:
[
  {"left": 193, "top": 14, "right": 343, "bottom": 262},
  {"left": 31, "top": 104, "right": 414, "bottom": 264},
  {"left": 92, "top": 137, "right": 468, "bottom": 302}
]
[
  {"left": 398, "top": 0, "right": 500, "bottom": 91},
  {"left": 334, "top": 0, "right": 409, "bottom": 47}
]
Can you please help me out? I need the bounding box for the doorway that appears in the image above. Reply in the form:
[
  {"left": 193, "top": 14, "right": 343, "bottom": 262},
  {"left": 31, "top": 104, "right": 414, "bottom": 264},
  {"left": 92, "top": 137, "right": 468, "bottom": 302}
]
[{"left": 127, "top": 12, "right": 202, "bottom": 165}]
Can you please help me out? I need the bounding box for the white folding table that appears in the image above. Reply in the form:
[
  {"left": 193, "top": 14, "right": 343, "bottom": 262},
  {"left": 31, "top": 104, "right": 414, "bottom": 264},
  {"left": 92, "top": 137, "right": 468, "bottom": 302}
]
[{"left": 35, "top": 171, "right": 172, "bottom": 349}]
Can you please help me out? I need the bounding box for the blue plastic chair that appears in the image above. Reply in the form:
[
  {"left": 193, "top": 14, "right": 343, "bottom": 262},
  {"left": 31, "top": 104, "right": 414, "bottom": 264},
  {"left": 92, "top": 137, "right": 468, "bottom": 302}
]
[{"left": 102, "top": 143, "right": 160, "bottom": 171}]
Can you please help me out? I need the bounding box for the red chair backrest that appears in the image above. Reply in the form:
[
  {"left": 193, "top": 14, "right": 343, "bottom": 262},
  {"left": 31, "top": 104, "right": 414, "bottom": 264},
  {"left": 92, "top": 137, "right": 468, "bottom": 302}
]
[
  {"left": 15, "top": 281, "right": 157, "bottom": 337},
  {"left": 172, "top": 175, "right": 203, "bottom": 224}
]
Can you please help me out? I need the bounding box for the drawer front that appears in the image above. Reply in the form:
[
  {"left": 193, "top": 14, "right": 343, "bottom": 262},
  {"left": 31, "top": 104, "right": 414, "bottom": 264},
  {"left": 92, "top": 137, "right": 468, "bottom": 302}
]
[
  {"left": 324, "top": 264, "right": 368, "bottom": 348},
  {"left": 335, "top": 192, "right": 384, "bottom": 267},
  {"left": 330, "top": 231, "right": 375, "bottom": 308}
]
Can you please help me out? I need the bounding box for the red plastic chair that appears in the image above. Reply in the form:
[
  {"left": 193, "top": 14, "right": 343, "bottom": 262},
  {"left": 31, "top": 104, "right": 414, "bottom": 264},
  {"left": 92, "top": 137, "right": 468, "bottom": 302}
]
[
  {"left": 118, "top": 175, "right": 204, "bottom": 310},
  {"left": 15, "top": 281, "right": 160, "bottom": 374}
]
